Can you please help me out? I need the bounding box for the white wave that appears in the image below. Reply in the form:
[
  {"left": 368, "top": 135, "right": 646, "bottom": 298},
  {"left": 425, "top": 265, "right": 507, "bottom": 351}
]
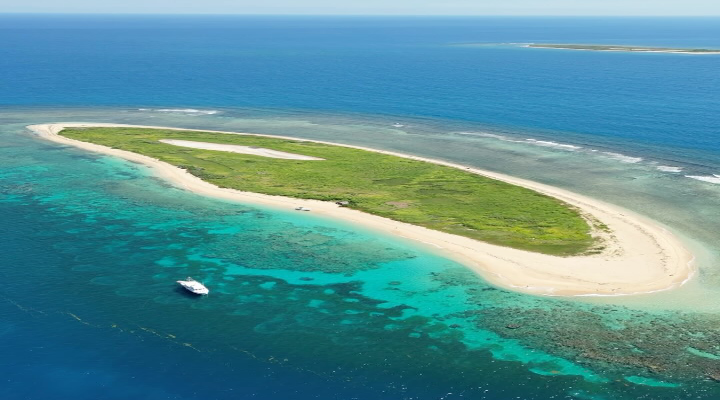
[
  {"left": 459, "top": 132, "right": 664, "bottom": 166},
  {"left": 456, "top": 132, "right": 509, "bottom": 140},
  {"left": 686, "top": 175, "right": 720, "bottom": 184},
  {"left": 524, "top": 139, "right": 581, "bottom": 151},
  {"left": 458, "top": 132, "right": 581, "bottom": 151},
  {"left": 601, "top": 152, "right": 643, "bottom": 164},
  {"left": 156, "top": 108, "right": 219, "bottom": 115},
  {"left": 657, "top": 165, "right": 683, "bottom": 173},
  {"left": 137, "top": 108, "right": 220, "bottom": 115}
]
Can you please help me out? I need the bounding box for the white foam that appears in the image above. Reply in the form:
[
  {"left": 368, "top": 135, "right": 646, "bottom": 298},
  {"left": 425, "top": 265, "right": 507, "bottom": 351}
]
[
  {"left": 156, "top": 108, "right": 219, "bottom": 115},
  {"left": 686, "top": 175, "right": 720, "bottom": 184},
  {"left": 524, "top": 139, "right": 581, "bottom": 151},
  {"left": 458, "top": 132, "right": 581, "bottom": 151},
  {"left": 138, "top": 108, "right": 220, "bottom": 115},
  {"left": 459, "top": 132, "right": 662, "bottom": 166},
  {"left": 601, "top": 152, "right": 643, "bottom": 164},
  {"left": 457, "top": 132, "right": 509, "bottom": 140},
  {"left": 657, "top": 165, "right": 683, "bottom": 173}
]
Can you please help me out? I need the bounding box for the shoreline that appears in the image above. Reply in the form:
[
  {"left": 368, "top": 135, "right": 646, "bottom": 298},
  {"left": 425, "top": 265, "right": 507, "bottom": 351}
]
[{"left": 27, "top": 123, "right": 696, "bottom": 297}]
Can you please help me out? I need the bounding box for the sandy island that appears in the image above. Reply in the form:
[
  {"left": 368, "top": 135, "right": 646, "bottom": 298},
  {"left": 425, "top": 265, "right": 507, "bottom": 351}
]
[{"left": 27, "top": 123, "right": 696, "bottom": 297}]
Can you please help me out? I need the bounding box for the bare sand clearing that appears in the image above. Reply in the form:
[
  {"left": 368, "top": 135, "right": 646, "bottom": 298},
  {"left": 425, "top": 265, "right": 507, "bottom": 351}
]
[
  {"left": 158, "top": 139, "right": 324, "bottom": 160},
  {"left": 27, "top": 123, "right": 696, "bottom": 297}
]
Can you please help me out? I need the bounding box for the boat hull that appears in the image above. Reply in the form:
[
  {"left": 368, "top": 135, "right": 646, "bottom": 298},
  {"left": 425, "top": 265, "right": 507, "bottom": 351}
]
[{"left": 177, "top": 279, "right": 209, "bottom": 295}]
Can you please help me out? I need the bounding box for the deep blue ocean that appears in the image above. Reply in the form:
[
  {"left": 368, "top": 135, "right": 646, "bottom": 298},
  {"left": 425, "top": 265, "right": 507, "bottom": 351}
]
[
  {"left": 2, "top": 15, "right": 720, "bottom": 164},
  {"left": 2, "top": 15, "right": 720, "bottom": 400}
]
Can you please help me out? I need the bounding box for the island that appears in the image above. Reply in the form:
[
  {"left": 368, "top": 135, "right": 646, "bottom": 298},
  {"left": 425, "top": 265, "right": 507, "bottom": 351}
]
[
  {"left": 523, "top": 43, "right": 720, "bottom": 54},
  {"left": 27, "top": 123, "right": 695, "bottom": 297}
]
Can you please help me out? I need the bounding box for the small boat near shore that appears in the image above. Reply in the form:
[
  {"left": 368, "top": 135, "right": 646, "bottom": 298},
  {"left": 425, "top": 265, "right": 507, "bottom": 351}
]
[
  {"left": 295, "top": 206, "right": 311, "bottom": 211},
  {"left": 177, "top": 277, "right": 209, "bottom": 295}
]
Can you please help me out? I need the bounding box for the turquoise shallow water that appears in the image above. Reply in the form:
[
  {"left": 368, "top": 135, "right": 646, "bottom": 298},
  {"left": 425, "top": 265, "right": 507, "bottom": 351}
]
[
  {"left": 0, "top": 114, "right": 600, "bottom": 399},
  {"left": 3, "top": 107, "right": 720, "bottom": 399},
  {"left": 3, "top": 14, "right": 720, "bottom": 400}
]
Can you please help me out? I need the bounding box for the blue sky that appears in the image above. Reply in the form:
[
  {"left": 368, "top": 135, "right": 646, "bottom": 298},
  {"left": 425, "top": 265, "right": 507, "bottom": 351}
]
[{"left": 1, "top": 0, "right": 719, "bottom": 16}]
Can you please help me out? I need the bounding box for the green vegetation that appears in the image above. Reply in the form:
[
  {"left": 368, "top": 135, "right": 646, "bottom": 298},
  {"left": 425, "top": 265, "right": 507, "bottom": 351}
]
[
  {"left": 526, "top": 44, "right": 720, "bottom": 53},
  {"left": 62, "top": 127, "right": 595, "bottom": 255}
]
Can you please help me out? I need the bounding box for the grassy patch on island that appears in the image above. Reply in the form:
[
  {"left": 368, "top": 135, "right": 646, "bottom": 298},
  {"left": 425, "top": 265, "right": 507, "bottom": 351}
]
[{"left": 61, "top": 127, "right": 595, "bottom": 255}]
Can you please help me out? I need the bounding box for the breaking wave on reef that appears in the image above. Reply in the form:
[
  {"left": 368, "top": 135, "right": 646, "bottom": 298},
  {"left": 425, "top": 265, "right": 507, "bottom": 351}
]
[
  {"left": 686, "top": 174, "right": 720, "bottom": 184},
  {"left": 137, "top": 108, "right": 220, "bottom": 115}
]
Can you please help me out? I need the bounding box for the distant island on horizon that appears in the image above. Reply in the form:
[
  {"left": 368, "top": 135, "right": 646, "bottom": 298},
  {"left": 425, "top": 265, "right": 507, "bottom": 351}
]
[
  {"left": 523, "top": 43, "right": 720, "bottom": 54},
  {"left": 457, "top": 42, "right": 720, "bottom": 54}
]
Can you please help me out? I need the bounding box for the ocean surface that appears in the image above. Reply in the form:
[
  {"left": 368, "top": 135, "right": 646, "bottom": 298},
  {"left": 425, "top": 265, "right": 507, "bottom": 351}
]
[{"left": 2, "top": 15, "right": 720, "bottom": 399}]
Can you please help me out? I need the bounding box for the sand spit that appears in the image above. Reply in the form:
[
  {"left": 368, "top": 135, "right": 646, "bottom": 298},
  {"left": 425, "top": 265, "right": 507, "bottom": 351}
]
[
  {"left": 27, "top": 123, "right": 696, "bottom": 297},
  {"left": 158, "top": 139, "right": 324, "bottom": 160}
]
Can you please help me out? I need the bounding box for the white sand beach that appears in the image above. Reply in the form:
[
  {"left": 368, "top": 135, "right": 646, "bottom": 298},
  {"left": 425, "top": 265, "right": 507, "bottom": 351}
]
[
  {"left": 159, "top": 139, "right": 324, "bottom": 160},
  {"left": 27, "top": 123, "right": 696, "bottom": 297}
]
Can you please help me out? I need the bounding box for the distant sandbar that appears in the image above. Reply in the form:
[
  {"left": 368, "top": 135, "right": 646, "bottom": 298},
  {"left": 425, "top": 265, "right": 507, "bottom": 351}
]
[{"left": 523, "top": 43, "right": 720, "bottom": 54}]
